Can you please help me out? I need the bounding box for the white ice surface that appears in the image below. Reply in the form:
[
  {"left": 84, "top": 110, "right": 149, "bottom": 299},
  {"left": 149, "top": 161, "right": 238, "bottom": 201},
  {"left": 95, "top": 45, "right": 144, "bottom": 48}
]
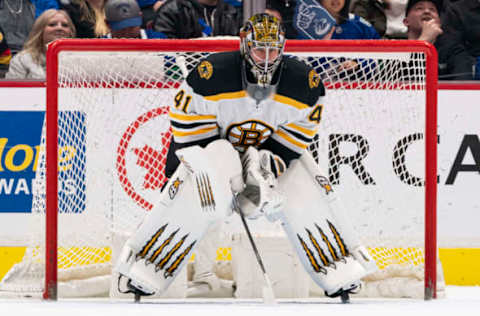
[{"left": 0, "top": 286, "right": 479, "bottom": 316}]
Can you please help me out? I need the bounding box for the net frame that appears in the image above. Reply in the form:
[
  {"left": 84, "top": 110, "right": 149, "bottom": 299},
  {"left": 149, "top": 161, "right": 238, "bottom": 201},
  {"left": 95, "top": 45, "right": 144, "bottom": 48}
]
[{"left": 44, "top": 38, "right": 438, "bottom": 300}]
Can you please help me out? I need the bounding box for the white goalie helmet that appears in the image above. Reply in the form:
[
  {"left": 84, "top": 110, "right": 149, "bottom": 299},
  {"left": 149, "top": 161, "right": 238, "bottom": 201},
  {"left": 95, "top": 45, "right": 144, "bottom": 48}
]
[{"left": 240, "top": 13, "right": 286, "bottom": 88}]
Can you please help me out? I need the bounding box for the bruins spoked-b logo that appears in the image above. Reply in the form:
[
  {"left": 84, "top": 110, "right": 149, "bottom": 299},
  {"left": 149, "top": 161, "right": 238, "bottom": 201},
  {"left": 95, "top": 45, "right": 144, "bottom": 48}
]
[
  {"left": 198, "top": 60, "right": 213, "bottom": 80},
  {"left": 226, "top": 120, "right": 274, "bottom": 153},
  {"left": 136, "top": 223, "right": 196, "bottom": 279}
]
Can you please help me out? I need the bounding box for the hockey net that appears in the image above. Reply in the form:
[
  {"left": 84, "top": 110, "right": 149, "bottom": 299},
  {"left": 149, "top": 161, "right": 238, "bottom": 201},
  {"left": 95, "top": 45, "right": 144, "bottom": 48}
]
[{"left": 0, "top": 39, "right": 440, "bottom": 300}]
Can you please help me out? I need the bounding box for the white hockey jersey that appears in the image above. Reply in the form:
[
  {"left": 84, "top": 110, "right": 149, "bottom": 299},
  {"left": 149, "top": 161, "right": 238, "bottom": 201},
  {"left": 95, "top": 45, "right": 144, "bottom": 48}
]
[{"left": 165, "top": 51, "right": 325, "bottom": 177}]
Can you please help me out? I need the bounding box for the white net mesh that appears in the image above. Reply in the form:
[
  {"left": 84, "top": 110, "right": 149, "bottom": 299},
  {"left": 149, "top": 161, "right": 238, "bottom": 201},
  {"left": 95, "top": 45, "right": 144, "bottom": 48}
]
[{"left": 0, "top": 39, "right": 439, "bottom": 299}]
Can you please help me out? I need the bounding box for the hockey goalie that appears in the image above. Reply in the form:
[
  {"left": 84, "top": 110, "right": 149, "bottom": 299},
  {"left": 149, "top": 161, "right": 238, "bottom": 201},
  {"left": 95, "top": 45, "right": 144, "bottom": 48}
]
[{"left": 114, "top": 13, "right": 378, "bottom": 301}]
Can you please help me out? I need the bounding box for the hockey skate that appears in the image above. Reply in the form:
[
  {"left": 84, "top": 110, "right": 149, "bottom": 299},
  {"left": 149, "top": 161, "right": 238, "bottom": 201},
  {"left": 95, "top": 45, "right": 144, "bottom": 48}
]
[
  {"left": 117, "top": 274, "right": 155, "bottom": 298},
  {"left": 187, "top": 271, "right": 235, "bottom": 298},
  {"left": 324, "top": 280, "right": 362, "bottom": 303}
]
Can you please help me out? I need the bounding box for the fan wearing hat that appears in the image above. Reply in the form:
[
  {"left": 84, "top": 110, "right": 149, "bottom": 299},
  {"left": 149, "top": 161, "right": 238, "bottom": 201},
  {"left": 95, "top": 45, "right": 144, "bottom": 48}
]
[
  {"left": 105, "top": 0, "right": 165, "bottom": 38},
  {"left": 403, "top": 0, "right": 443, "bottom": 43},
  {"left": 402, "top": 0, "right": 448, "bottom": 79}
]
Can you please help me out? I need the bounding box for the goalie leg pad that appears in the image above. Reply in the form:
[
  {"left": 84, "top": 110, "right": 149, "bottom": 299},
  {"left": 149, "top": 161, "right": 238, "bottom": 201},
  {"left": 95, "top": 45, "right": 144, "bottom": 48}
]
[
  {"left": 276, "top": 153, "right": 377, "bottom": 296},
  {"left": 114, "top": 140, "right": 243, "bottom": 295},
  {"left": 297, "top": 153, "right": 378, "bottom": 275}
]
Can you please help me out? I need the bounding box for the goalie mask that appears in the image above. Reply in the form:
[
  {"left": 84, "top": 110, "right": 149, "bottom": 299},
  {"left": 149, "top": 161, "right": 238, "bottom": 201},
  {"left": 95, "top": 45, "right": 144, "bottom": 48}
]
[{"left": 240, "top": 14, "right": 286, "bottom": 100}]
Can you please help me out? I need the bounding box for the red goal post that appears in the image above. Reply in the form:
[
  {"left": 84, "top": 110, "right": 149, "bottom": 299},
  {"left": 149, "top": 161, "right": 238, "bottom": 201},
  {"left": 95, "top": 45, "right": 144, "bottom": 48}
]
[{"left": 41, "top": 39, "right": 437, "bottom": 300}]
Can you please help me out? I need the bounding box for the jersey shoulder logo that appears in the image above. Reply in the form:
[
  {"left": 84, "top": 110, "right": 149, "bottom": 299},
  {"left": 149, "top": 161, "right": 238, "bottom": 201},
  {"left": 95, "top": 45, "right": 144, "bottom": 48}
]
[
  {"left": 308, "top": 69, "right": 320, "bottom": 89},
  {"left": 198, "top": 60, "right": 213, "bottom": 80}
]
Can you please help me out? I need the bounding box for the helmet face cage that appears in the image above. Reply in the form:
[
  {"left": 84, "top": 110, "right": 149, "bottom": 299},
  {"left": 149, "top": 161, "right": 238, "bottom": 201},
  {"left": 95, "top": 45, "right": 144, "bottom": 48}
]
[{"left": 240, "top": 14, "right": 286, "bottom": 87}]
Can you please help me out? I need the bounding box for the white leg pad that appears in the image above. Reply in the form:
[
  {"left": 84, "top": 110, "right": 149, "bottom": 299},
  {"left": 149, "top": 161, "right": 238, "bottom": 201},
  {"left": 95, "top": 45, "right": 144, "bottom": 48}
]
[
  {"left": 277, "top": 153, "right": 376, "bottom": 296},
  {"left": 114, "top": 140, "right": 243, "bottom": 296}
]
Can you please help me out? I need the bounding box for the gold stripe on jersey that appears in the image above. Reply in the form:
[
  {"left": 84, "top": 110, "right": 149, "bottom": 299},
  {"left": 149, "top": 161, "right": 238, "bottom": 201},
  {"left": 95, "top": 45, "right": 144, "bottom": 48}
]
[
  {"left": 285, "top": 123, "right": 318, "bottom": 137},
  {"left": 171, "top": 125, "right": 218, "bottom": 137},
  {"left": 273, "top": 94, "right": 310, "bottom": 110},
  {"left": 0, "top": 54, "right": 11, "bottom": 65},
  {"left": 169, "top": 111, "right": 216, "bottom": 122},
  {"left": 275, "top": 129, "right": 309, "bottom": 150},
  {"left": 204, "top": 90, "right": 247, "bottom": 101}
]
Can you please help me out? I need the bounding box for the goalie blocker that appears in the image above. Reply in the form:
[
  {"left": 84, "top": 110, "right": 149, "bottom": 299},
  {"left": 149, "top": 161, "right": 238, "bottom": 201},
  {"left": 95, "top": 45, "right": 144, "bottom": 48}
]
[{"left": 114, "top": 140, "right": 377, "bottom": 298}]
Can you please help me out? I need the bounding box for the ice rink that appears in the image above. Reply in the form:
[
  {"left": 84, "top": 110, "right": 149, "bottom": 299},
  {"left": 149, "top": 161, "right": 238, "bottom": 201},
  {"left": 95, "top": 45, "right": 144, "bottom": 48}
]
[{"left": 0, "top": 286, "right": 478, "bottom": 316}]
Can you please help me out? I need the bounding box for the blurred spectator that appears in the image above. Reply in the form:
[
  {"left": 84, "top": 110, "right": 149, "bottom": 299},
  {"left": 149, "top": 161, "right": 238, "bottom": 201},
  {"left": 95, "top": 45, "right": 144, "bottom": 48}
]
[
  {"left": 266, "top": 0, "right": 298, "bottom": 38},
  {"left": 33, "top": 0, "right": 58, "bottom": 17},
  {"left": 137, "top": 0, "right": 165, "bottom": 28},
  {"left": 152, "top": 0, "right": 242, "bottom": 38},
  {"left": 105, "top": 0, "right": 166, "bottom": 38},
  {"left": 0, "top": 25, "right": 12, "bottom": 78},
  {"left": 284, "top": 0, "right": 380, "bottom": 39},
  {"left": 403, "top": 0, "right": 443, "bottom": 43},
  {"left": 36, "top": 0, "right": 108, "bottom": 38},
  {"left": 315, "top": 0, "right": 381, "bottom": 39},
  {"left": 289, "top": 0, "right": 379, "bottom": 76},
  {"left": 438, "top": 0, "right": 480, "bottom": 80},
  {"left": 224, "top": 0, "right": 242, "bottom": 22},
  {"left": 223, "top": 0, "right": 241, "bottom": 8},
  {"left": 265, "top": 7, "right": 283, "bottom": 20},
  {"left": 351, "top": 0, "right": 408, "bottom": 39},
  {"left": 5, "top": 9, "right": 76, "bottom": 79},
  {"left": 402, "top": 0, "right": 446, "bottom": 79},
  {"left": 0, "top": 0, "right": 35, "bottom": 55}
]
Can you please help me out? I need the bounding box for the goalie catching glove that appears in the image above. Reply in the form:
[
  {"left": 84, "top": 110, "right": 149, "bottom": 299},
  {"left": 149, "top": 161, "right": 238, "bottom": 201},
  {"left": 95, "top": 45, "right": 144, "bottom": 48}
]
[
  {"left": 258, "top": 149, "right": 287, "bottom": 178},
  {"left": 235, "top": 147, "right": 285, "bottom": 222}
]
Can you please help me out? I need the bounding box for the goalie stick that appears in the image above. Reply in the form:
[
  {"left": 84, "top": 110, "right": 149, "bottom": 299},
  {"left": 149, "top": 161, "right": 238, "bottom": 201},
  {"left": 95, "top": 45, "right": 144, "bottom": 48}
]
[{"left": 232, "top": 192, "right": 276, "bottom": 304}]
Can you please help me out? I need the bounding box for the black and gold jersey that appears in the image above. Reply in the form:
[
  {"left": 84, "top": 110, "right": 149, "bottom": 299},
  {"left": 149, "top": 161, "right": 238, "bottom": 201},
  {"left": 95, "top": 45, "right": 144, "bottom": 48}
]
[
  {"left": 166, "top": 50, "right": 325, "bottom": 177},
  {"left": 0, "top": 27, "right": 11, "bottom": 67}
]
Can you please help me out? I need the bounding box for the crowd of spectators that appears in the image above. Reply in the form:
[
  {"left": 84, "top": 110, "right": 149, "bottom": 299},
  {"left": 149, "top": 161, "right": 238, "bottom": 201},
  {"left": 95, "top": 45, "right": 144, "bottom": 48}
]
[{"left": 0, "top": 0, "right": 478, "bottom": 80}]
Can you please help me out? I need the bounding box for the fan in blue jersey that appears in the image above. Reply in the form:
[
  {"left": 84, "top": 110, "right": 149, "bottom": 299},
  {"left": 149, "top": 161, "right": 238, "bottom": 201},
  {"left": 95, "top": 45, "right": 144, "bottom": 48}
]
[
  {"left": 294, "top": 0, "right": 381, "bottom": 40},
  {"left": 294, "top": 0, "right": 336, "bottom": 39},
  {"left": 293, "top": 0, "right": 379, "bottom": 79}
]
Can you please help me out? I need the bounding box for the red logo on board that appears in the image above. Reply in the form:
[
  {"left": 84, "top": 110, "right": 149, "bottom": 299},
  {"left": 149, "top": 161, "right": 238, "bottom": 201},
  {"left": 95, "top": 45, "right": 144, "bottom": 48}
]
[{"left": 116, "top": 107, "right": 172, "bottom": 210}]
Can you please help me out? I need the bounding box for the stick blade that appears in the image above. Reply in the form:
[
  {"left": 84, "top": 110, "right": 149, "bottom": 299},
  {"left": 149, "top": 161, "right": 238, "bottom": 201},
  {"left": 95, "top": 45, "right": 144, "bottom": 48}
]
[
  {"left": 262, "top": 286, "right": 276, "bottom": 304},
  {"left": 262, "top": 274, "right": 277, "bottom": 304}
]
